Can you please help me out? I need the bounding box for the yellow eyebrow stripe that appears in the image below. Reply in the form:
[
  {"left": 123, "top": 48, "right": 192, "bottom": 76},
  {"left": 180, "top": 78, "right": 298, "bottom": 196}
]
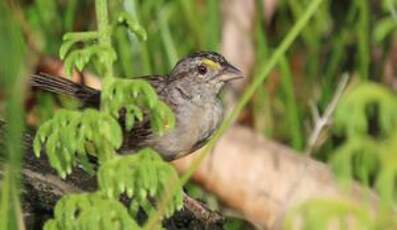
[{"left": 202, "top": 59, "right": 221, "bottom": 70}]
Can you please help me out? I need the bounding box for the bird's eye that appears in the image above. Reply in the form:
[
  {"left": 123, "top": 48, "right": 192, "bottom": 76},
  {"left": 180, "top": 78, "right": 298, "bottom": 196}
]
[{"left": 197, "top": 65, "right": 207, "bottom": 75}]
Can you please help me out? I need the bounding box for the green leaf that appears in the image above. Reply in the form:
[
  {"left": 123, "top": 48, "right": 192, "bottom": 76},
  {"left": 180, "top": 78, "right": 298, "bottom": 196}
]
[
  {"left": 33, "top": 109, "right": 121, "bottom": 177},
  {"left": 62, "top": 31, "right": 98, "bottom": 41},
  {"left": 59, "top": 39, "right": 76, "bottom": 60},
  {"left": 64, "top": 55, "right": 75, "bottom": 77},
  {"left": 33, "top": 136, "right": 42, "bottom": 157},
  {"left": 374, "top": 17, "right": 397, "bottom": 43},
  {"left": 47, "top": 193, "right": 139, "bottom": 229},
  {"left": 116, "top": 11, "right": 147, "bottom": 41},
  {"left": 96, "top": 149, "right": 183, "bottom": 219},
  {"left": 139, "top": 81, "right": 158, "bottom": 108}
]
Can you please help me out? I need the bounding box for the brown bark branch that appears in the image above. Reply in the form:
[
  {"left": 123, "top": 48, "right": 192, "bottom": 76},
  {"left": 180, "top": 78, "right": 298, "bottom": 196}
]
[
  {"left": 0, "top": 126, "right": 224, "bottom": 229},
  {"left": 173, "top": 125, "right": 379, "bottom": 229}
]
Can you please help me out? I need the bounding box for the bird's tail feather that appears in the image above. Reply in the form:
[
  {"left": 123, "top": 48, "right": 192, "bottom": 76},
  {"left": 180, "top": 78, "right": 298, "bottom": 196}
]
[{"left": 30, "top": 74, "right": 100, "bottom": 107}]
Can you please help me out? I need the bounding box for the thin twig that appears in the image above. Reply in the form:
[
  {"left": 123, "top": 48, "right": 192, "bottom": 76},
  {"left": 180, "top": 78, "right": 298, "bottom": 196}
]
[
  {"left": 277, "top": 74, "right": 350, "bottom": 226},
  {"left": 304, "top": 73, "right": 350, "bottom": 156},
  {"left": 182, "top": 193, "right": 224, "bottom": 224}
]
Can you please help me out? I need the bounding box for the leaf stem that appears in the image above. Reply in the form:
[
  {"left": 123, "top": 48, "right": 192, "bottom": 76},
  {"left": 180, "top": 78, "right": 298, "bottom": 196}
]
[
  {"left": 96, "top": 0, "right": 114, "bottom": 79},
  {"left": 356, "top": 0, "right": 370, "bottom": 80}
]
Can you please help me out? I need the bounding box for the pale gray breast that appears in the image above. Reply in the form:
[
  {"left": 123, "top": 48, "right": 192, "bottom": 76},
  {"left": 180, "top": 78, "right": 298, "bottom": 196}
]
[{"left": 148, "top": 86, "right": 224, "bottom": 160}]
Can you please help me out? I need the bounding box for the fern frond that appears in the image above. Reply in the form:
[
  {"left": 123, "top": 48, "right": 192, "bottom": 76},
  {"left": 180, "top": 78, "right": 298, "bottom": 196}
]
[
  {"left": 34, "top": 109, "right": 122, "bottom": 177},
  {"left": 44, "top": 193, "right": 139, "bottom": 230},
  {"left": 97, "top": 148, "right": 183, "bottom": 219},
  {"left": 332, "top": 82, "right": 397, "bottom": 207},
  {"left": 101, "top": 78, "right": 175, "bottom": 134}
]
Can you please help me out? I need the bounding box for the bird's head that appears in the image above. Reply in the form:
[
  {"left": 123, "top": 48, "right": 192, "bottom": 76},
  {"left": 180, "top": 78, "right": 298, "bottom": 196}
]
[{"left": 169, "top": 51, "right": 244, "bottom": 95}]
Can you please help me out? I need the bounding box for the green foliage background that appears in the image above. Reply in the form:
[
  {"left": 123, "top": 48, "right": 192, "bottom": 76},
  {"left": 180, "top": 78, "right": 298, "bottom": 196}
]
[
  {"left": 0, "top": 0, "right": 397, "bottom": 229},
  {"left": 0, "top": 1, "right": 27, "bottom": 229}
]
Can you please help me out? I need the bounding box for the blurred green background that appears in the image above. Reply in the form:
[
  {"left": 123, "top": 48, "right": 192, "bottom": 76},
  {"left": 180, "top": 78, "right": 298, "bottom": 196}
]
[{"left": 1, "top": 0, "right": 397, "bottom": 229}]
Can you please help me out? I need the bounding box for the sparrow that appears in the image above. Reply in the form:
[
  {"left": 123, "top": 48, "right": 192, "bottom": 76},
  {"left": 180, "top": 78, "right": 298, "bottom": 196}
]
[{"left": 31, "top": 51, "right": 243, "bottom": 161}]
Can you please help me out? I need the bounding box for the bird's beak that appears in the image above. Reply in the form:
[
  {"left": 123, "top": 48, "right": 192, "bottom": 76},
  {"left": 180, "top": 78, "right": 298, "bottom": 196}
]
[{"left": 218, "top": 64, "right": 244, "bottom": 82}]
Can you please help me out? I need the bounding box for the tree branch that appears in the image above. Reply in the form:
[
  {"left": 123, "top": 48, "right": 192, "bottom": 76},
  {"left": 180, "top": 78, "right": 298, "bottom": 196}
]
[
  {"left": 173, "top": 125, "right": 379, "bottom": 229},
  {"left": 0, "top": 125, "right": 224, "bottom": 229}
]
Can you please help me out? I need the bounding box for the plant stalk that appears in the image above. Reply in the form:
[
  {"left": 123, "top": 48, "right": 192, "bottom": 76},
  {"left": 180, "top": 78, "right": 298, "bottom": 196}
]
[{"left": 96, "top": 0, "right": 114, "bottom": 79}]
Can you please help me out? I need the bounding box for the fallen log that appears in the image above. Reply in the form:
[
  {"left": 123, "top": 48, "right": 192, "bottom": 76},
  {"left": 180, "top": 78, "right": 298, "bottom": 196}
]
[{"left": 173, "top": 125, "right": 379, "bottom": 229}]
